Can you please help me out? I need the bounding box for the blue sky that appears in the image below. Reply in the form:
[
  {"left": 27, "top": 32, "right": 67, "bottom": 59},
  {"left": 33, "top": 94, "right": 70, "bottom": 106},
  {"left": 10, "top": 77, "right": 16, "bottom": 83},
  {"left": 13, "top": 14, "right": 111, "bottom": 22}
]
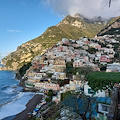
[
  {"left": 0, "top": 0, "right": 120, "bottom": 60},
  {"left": 0, "top": 0, "right": 62, "bottom": 59}
]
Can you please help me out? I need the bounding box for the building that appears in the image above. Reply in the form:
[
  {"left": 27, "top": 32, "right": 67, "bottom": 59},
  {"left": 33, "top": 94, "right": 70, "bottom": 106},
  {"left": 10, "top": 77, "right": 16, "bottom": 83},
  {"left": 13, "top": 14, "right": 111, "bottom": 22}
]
[
  {"left": 34, "top": 83, "right": 60, "bottom": 91},
  {"left": 100, "top": 55, "right": 111, "bottom": 62},
  {"left": 84, "top": 83, "right": 106, "bottom": 97},
  {"left": 106, "top": 63, "right": 120, "bottom": 72},
  {"left": 52, "top": 59, "right": 66, "bottom": 72},
  {"left": 73, "top": 59, "right": 83, "bottom": 67}
]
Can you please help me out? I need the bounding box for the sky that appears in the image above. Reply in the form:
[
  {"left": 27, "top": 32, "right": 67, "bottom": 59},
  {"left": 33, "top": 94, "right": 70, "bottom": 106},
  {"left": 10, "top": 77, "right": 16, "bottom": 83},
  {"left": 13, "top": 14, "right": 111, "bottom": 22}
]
[{"left": 0, "top": 0, "right": 120, "bottom": 60}]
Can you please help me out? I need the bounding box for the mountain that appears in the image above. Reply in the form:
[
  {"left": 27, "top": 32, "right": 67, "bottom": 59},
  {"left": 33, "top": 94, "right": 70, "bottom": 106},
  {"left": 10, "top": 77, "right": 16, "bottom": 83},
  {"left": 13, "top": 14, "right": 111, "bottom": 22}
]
[
  {"left": 97, "top": 16, "right": 120, "bottom": 36},
  {"left": 1, "top": 15, "right": 110, "bottom": 70}
]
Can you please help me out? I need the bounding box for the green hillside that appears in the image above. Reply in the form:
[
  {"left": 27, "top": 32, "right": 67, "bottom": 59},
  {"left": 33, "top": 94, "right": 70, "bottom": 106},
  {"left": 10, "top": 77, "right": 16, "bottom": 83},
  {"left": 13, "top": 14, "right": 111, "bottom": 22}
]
[{"left": 1, "top": 15, "right": 107, "bottom": 70}]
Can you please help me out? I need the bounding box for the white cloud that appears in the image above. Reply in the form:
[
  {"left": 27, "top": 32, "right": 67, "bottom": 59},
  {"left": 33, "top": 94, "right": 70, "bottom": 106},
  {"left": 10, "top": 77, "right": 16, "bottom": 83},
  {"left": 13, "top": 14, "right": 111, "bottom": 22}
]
[
  {"left": 41, "top": 0, "right": 120, "bottom": 18},
  {"left": 7, "top": 30, "right": 22, "bottom": 33}
]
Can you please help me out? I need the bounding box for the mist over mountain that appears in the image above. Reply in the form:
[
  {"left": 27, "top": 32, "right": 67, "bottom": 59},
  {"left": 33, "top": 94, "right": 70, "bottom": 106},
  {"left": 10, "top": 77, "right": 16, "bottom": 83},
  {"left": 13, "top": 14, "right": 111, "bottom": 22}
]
[
  {"left": 73, "top": 14, "right": 111, "bottom": 24},
  {"left": 41, "top": 0, "right": 120, "bottom": 18}
]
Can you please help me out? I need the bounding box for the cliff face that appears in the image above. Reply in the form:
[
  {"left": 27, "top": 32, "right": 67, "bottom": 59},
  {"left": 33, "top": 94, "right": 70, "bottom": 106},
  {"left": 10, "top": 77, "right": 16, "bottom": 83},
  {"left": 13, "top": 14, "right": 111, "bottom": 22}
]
[
  {"left": 1, "top": 41, "right": 44, "bottom": 70},
  {"left": 98, "top": 16, "right": 120, "bottom": 36},
  {"left": 1, "top": 15, "right": 110, "bottom": 70}
]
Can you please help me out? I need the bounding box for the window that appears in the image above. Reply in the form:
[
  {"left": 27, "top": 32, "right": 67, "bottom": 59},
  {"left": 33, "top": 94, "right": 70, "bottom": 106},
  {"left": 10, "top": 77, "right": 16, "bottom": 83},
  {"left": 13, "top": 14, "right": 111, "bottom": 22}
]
[
  {"left": 102, "top": 105, "right": 108, "bottom": 111},
  {"left": 88, "top": 88, "right": 95, "bottom": 94}
]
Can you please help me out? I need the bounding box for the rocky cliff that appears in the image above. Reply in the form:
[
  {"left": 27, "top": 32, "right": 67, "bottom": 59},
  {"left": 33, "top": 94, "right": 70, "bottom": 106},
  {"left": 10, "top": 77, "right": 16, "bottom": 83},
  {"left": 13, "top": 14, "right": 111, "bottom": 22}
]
[
  {"left": 98, "top": 16, "right": 120, "bottom": 36},
  {"left": 1, "top": 15, "right": 111, "bottom": 70}
]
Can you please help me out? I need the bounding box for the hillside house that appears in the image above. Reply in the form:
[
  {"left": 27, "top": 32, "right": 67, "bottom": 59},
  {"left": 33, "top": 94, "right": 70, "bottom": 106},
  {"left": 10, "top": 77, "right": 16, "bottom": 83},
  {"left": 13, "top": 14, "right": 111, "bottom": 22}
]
[
  {"left": 73, "top": 59, "right": 83, "bottom": 67},
  {"left": 88, "top": 54, "right": 95, "bottom": 60},
  {"left": 82, "top": 56, "right": 89, "bottom": 62},
  {"left": 34, "top": 83, "right": 60, "bottom": 91},
  {"left": 25, "top": 80, "right": 35, "bottom": 88},
  {"left": 58, "top": 72, "right": 66, "bottom": 80},
  {"left": 106, "top": 63, "right": 120, "bottom": 72},
  {"left": 82, "top": 45, "right": 88, "bottom": 50},
  {"left": 108, "top": 54, "right": 114, "bottom": 58},
  {"left": 56, "top": 46, "right": 63, "bottom": 52},
  {"left": 89, "top": 43, "right": 99, "bottom": 48},
  {"left": 84, "top": 83, "right": 106, "bottom": 97},
  {"left": 62, "top": 38, "right": 69, "bottom": 43},
  {"left": 100, "top": 55, "right": 111, "bottom": 62},
  {"left": 76, "top": 40, "right": 84, "bottom": 46},
  {"left": 52, "top": 59, "right": 66, "bottom": 72},
  {"left": 45, "top": 52, "right": 54, "bottom": 58},
  {"left": 34, "top": 64, "right": 45, "bottom": 70},
  {"left": 40, "top": 66, "right": 49, "bottom": 72},
  {"left": 28, "top": 77, "right": 40, "bottom": 82}
]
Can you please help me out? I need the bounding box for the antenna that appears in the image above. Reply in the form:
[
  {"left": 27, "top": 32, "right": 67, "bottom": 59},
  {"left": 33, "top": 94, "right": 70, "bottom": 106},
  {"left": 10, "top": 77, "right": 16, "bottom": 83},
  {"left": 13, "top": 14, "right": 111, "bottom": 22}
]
[{"left": 109, "top": 0, "right": 111, "bottom": 7}]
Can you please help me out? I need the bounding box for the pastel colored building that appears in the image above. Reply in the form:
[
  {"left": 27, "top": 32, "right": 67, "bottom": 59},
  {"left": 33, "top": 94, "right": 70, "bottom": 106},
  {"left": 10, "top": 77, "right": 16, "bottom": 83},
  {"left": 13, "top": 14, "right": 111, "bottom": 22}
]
[{"left": 34, "top": 83, "right": 60, "bottom": 91}]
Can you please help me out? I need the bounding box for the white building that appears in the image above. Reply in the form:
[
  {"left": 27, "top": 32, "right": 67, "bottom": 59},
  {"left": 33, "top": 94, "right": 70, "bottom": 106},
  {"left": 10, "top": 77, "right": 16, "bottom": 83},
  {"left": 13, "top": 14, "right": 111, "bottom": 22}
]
[
  {"left": 84, "top": 83, "right": 105, "bottom": 97},
  {"left": 106, "top": 63, "right": 120, "bottom": 72}
]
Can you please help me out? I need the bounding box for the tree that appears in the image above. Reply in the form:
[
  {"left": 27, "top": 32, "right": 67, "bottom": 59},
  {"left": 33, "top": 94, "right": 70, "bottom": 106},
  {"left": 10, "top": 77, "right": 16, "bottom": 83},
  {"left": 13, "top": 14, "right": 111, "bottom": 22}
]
[
  {"left": 75, "top": 66, "right": 93, "bottom": 77},
  {"left": 47, "top": 73, "right": 53, "bottom": 77},
  {"left": 62, "top": 92, "right": 97, "bottom": 120},
  {"left": 45, "top": 97, "right": 51, "bottom": 102},
  {"left": 86, "top": 72, "right": 120, "bottom": 91},
  {"left": 87, "top": 47, "right": 97, "bottom": 54},
  {"left": 19, "top": 62, "right": 32, "bottom": 76},
  {"left": 114, "top": 52, "right": 119, "bottom": 59},
  {"left": 57, "top": 79, "right": 65, "bottom": 87},
  {"left": 100, "top": 64, "right": 107, "bottom": 71},
  {"left": 47, "top": 89, "right": 53, "bottom": 102},
  {"left": 61, "top": 91, "right": 72, "bottom": 101},
  {"left": 65, "top": 62, "right": 75, "bottom": 78}
]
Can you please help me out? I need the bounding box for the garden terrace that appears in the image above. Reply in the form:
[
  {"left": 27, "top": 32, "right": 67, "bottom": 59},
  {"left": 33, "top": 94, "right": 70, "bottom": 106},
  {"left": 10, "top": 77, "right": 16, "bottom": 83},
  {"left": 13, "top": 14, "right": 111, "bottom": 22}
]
[{"left": 87, "top": 72, "right": 120, "bottom": 91}]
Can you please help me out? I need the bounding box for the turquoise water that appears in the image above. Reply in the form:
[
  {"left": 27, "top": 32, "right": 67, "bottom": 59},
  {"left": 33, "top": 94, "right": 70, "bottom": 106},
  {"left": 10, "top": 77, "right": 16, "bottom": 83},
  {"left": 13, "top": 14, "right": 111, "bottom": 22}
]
[{"left": 0, "top": 70, "right": 35, "bottom": 119}]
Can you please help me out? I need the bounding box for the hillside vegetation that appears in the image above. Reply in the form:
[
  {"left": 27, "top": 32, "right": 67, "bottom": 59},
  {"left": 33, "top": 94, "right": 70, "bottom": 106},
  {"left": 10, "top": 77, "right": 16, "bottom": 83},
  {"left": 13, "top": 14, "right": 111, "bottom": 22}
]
[{"left": 1, "top": 15, "right": 110, "bottom": 70}]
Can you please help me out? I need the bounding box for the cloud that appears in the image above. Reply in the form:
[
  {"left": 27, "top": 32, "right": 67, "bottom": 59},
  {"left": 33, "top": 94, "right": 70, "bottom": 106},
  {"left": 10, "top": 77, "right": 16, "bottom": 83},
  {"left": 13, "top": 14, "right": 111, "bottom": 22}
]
[
  {"left": 0, "top": 51, "right": 12, "bottom": 60},
  {"left": 7, "top": 29, "right": 22, "bottom": 33},
  {"left": 41, "top": 0, "right": 120, "bottom": 18}
]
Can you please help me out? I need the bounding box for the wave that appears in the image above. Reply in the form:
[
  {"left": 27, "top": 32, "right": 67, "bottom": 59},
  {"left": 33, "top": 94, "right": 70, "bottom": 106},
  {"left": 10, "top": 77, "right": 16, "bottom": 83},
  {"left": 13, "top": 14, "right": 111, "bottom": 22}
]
[
  {"left": 3, "top": 87, "right": 14, "bottom": 94},
  {"left": 0, "top": 71, "right": 35, "bottom": 119},
  {"left": 0, "top": 92, "right": 35, "bottom": 120},
  {"left": 1, "top": 85, "right": 9, "bottom": 89},
  {"left": 2, "top": 83, "right": 22, "bottom": 94},
  {"left": 0, "top": 92, "right": 23, "bottom": 108}
]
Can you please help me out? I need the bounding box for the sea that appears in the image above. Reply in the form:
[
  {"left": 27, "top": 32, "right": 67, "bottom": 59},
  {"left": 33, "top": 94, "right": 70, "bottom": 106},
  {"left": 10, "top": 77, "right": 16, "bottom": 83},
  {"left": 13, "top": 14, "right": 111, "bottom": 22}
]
[{"left": 0, "top": 70, "right": 35, "bottom": 120}]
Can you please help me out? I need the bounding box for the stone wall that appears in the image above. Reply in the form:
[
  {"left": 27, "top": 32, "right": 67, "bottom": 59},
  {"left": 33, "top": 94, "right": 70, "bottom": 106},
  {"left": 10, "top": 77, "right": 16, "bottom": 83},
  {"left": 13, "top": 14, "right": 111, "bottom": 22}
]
[{"left": 107, "top": 84, "right": 120, "bottom": 120}]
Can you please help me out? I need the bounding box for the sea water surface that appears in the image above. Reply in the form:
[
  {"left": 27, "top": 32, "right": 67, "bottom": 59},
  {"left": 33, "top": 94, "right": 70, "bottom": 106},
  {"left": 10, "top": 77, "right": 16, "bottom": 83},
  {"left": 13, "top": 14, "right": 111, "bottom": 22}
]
[{"left": 0, "top": 70, "right": 35, "bottom": 120}]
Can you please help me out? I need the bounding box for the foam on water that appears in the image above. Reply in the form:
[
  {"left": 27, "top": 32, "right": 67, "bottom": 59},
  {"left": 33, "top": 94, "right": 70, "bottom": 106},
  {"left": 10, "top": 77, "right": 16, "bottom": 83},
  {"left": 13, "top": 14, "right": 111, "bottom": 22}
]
[
  {"left": 0, "top": 71, "right": 35, "bottom": 119},
  {"left": 3, "top": 87, "right": 14, "bottom": 94},
  {"left": 0, "top": 92, "right": 35, "bottom": 120}
]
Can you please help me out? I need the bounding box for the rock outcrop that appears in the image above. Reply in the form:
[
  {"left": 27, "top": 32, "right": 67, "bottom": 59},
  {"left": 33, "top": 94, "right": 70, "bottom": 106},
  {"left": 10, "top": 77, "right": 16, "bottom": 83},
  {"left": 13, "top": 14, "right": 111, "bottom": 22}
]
[{"left": 98, "top": 16, "right": 120, "bottom": 36}]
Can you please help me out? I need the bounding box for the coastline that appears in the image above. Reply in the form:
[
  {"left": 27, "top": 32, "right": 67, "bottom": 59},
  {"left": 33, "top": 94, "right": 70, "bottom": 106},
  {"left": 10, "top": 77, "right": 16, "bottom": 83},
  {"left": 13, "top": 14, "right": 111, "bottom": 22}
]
[
  {"left": 15, "top": 72, "right": 38, "bottom": 92},
  {"left": 2, "top": 94, "right": 43, "bottom": 120},
  {"left": 0, "top": 71, "right": 41, "bottom": 120},
  {"left": 13, "top": 94, "right": 43, "bottom": 120},
  {"left": 2, "top": 115, "right": 16, "bottom": 120}
]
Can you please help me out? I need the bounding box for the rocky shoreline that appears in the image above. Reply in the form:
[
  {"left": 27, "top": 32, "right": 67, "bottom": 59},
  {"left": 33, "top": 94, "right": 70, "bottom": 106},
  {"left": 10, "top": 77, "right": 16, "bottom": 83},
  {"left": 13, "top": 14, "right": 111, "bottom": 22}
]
[{"left": 15, "top": 72, "right": 38, "bottom": 92}]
